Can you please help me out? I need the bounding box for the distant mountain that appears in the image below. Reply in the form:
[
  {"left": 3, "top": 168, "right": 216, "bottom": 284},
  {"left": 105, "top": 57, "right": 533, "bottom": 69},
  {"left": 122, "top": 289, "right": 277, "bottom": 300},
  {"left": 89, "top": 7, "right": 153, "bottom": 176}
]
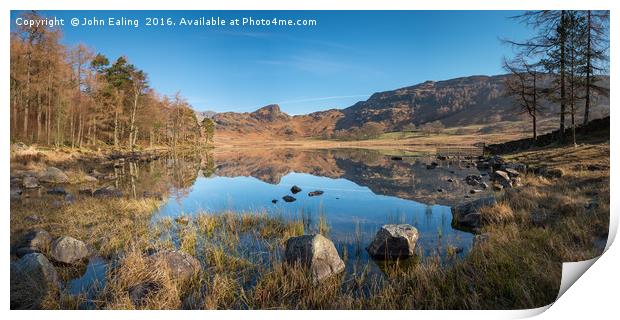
[
  {"left": 210, "top": 74, "right": 610, "bottom": 141},
  {"left": 212, "top": 104, "right": 343, "bottom": 141},
  {"left": 336, "top": 74, "right": 609, "bottom": 130},
  {"left": 194, "top": 110, "right": 217, "bottom": 123}
]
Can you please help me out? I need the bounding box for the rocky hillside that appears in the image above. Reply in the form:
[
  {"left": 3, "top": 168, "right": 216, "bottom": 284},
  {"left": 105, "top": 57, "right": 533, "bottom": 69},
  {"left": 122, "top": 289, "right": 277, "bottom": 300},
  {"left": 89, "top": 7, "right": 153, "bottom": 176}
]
[
  {"left": 206, "top": 74, "right": 610, "bottom": 141},
  {"left": 211, "top": 104, "right": 344, "bottom": 141},
  {"left": 336, "top": 74, "right": 609, "bottom": 130}
]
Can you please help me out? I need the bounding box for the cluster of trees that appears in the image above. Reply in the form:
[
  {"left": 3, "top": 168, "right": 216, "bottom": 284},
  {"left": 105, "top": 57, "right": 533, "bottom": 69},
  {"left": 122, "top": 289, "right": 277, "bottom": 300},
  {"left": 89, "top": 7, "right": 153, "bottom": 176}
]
[
  {"left": 503, "top": 10, "right": 609, "bottom": 143},
  {"left": 332, "top": 122, "right": 384, "bottom": 141},
  {"left": 10, "top": 11, "right": 214, "bottom": 150}
]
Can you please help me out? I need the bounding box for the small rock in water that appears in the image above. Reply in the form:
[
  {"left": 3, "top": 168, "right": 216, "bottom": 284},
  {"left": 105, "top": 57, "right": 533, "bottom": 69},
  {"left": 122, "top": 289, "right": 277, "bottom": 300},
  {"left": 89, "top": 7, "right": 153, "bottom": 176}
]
[
  {"left": 93, "top": 186, "right": 123, "bottom": 198},
  {"left": 11, "top": 187, "right": 22, "bottom": 200},
  {"left": 474, "top": 233, "right": 490, "bottom": 246},
  {"left": 308, "top": 190, "right": 324, "bottom": 197},
  {"left": 271, "top": 199, "right": 278, "bottom": 204},
  {"left": 282, "top": 195, "right": 296, "bottom": 203},
  {"left": 367, "top": 224, "right": 419, "bottom": 260},
  {"left": 17, "top": 229, "right": 52, "bottom": 257},
  {"left": 290, "top": 185, "right": 302, "bottom": 194},
  {"left": 64, "top": 194, "right": 76, "bottom": 204},
  {"left": 147, "top": 250, "right": 201, "bottom": 283},
  {"left": 504, "top": 168, "right": 520, "bottom": 178},
  {"left": 78, "top": 188, "right": 94, "bottom": 196},
  {"left": 142, "top": 191, "right": 163, "bottom": 200},
  {"left": 447, "top": 178, "right": 454, "bottom": 183},
  {"left": 38, "top": 167, "right": 69, "bottom": 184},
  {"left": 22, "top": 176, "right": 39, "bottom": 189},
  {"left": 426, "top": 162, "right": 438, "bottom": 170},
  {"left": 470, "top": 189, "right": 482, "bottom": 194},
  {"left": 284, "top": 234, "right": 345, "bottom": 282},
  {"left": 47, "top": 187, "right": 67, "bottom": 196},
  {"left": 128, "top": 281, "right": 161, "bottom": 307},
  {"left": 492, "top": 170, "right": 512, "bottom": 188},
  {"left": 465, "top": 174, "right": 483, "bottom": 186},
  {"left": 24, "top": 214, "right": 42, "bottom": 223},
  {"left": 437, "top": 188, "right": 445, "bottom": 193},
  {"left": 175, "top": 216, "right": 190, "bottom": 224}
]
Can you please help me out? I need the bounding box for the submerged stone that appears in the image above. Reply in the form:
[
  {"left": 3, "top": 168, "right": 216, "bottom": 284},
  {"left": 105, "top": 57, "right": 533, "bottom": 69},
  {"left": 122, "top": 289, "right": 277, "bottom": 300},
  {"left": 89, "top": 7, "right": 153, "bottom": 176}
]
[
  {"left": 93, "top": 186, "right": 123, "bottom": 198},
  {"left": 308, "top": 190, "right": 324, "bottom": 197},
  {"left": 148, "top": 250, "right": 201, "bottom": 283},
  {"left": 17, "top": 229, "right": 52, "bottom": 257}
]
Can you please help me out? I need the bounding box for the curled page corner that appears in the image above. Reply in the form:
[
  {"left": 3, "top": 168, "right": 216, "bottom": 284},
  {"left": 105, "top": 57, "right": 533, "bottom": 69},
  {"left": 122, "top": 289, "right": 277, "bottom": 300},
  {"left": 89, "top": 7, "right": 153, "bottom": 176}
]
[
  {"left": 515, "top": 304, "right": 553, "bottom": 318},
  {"left": 557, "top": 257, "right": 600, "bottom": 300}
]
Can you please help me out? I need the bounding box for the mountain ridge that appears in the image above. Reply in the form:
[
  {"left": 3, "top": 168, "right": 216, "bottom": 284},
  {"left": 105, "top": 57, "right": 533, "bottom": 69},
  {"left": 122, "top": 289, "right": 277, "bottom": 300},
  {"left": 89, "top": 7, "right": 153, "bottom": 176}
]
[{"left": 202, "top": 74, "right": 610, "bottom": 141}]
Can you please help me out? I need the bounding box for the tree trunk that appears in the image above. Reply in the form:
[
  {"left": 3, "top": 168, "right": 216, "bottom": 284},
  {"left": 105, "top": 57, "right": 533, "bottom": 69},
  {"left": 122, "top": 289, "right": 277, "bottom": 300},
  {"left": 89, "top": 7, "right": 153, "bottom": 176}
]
[
  {"left": 46, "top": 70, "right": 52, "bottom": 145},
  {"left": 583, "top": 10, "right": 592, "bottom": 125},
  {"left": 36, "top": 92, "right": 42, "bottom": 143},
  {"left": 128, "top": 90, "right": 139, "bottom": 151},
  {"left": 114, "top": 110, "right": 119, "bottom": 147},
  {"left": 23, "top": 48, "right": 32, "bottom": 141},
  {"left": 559, "top": 10, "right": 566, "bottom": 139}
]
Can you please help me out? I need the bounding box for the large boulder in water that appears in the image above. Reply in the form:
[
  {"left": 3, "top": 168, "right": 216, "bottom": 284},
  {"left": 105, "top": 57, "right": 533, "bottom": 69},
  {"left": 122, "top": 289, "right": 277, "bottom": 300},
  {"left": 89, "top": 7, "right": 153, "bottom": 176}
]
[
  {"left": 50, "top": 236, "right": 89, "bottom": 264},
  {"left": 38, "top": 167, "right": 69, "bottom": 184},
  {"left": 284, "top": 234, "right": 345, "bottom": 282},
  {"left": 10, "top": 253, "right": 60, "bottom": 309},
  {"left": 148, "top": 250, "right": 201, "bottom": 283},
  {"left": 367, "top": 224, "right": 419, "bottom": 260}
]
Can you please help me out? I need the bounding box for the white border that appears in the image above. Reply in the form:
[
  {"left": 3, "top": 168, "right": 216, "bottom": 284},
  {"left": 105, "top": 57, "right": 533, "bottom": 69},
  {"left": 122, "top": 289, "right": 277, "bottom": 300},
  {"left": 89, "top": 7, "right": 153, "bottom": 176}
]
[{"left": 1, "top": 1, "right": 617, "bottom": 319}]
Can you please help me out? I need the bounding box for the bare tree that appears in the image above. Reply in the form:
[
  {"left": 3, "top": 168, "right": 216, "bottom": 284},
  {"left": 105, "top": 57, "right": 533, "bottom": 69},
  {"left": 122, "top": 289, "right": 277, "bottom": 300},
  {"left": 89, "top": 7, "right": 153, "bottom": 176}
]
[
  {"left": 504, "top": 10, "right": 570, "bottom": 140},
  {"left": 503, "top": 56, "right": 543, "bottom": 140},
  {"left": 581, "top": 10, "right": 609, "bottom": 124}
]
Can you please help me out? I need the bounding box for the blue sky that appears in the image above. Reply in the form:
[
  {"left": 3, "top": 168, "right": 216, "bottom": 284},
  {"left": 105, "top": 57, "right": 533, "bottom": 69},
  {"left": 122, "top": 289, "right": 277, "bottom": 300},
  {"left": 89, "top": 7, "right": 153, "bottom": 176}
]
[{"left": 11, "top": 10, "right": 533, "bottom": 114}]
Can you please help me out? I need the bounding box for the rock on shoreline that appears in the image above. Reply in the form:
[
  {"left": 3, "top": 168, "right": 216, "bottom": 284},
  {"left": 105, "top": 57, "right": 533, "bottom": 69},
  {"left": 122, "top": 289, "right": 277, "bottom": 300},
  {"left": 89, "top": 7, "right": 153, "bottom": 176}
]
[
  {"left": 367, "top": 224, "right": 419, "bottom": 260},
  {"left": 284, "top": 234, "right": 345, "bottom": 282}
]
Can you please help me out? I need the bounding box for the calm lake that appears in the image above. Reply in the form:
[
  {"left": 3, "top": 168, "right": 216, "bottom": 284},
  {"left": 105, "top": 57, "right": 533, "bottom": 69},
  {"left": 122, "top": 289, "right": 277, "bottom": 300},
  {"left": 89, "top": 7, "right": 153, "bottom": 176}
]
[{"left": 143, "top": 148, "right": 492, "bottom": 263}]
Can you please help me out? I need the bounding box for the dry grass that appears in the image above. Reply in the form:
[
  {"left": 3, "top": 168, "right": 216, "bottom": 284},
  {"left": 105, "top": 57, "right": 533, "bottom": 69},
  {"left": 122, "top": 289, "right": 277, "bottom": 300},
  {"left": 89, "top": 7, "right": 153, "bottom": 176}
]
[
  {"left": 99, "top": 246, "right": 183, "bottom": 310},
  {"left": 11, "top": 196, "right": 161, "bottom": 257}
]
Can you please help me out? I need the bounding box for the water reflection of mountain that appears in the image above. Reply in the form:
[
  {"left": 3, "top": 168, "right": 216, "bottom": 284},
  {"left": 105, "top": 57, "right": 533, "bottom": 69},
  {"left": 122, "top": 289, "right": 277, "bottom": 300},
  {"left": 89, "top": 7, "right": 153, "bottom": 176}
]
[{"left": 210, "top": 149, "right": 492, "bottom": 206}]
